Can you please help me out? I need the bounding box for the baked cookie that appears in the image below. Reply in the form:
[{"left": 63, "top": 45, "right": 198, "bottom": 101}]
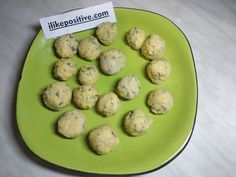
[
  {"left": 141, "top": 34, "right": 165, "bottom": 60},
  {"left": 42, "top": 82, "right": 72, "bottom": 110},
  {"left": 78, "top": 65, "right": 99, "bottom": 85},
  {"left": 89, "top": 124, "right": 119, "bottom": 155},
  {"left": 147, "top": 89, "right": 173, "bottom": 114},
  {"left": 96, "top": 92, "right": 120, "bottom": 117},
  {"left": 126, "top": 27, "right": 146, "bottom": 50},
  {"left": 57, "top": 109, "right": 86, "bottom": 138},
  {"left": 124, "top": 109, "right": 152, "bottom": 136},
  {"left": 116, "top": 75, "right": 141, "bottom": 99},
  {"left": 73, "top": 85, "right": 99, "bottom": 109},
  {"left": 54, "top": 34, "right": 78, "bottom": 58},
  {"left": 146, "top": 58, "right": 171, "bottom": 84},
  {"left": 53, "top": 59, "right": 77, "bottom": 81},
  {"left": 96, "top": 22, "right": 117, "bottom": 45},
  {"left": 99, "top": 48, "right": 126, "bottom": 75},
  {"left": 78, "top": 36, "right": 101, "bottom": 61}
]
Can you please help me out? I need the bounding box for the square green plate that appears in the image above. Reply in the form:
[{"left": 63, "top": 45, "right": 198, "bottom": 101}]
[{"left": 16, "top": 8, "right": 197, "bottom": 175}]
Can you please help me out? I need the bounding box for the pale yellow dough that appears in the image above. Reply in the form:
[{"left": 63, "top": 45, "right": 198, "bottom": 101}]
[
  {"left": 53, "top": 59, "right": 77, "bottom": 81},
  {"left": 78, "top": 65, "right": 99, "bottom": 85},
  {"left": 42, "top": 82, "right": 72, "bottom": 111},
  {"left": 141, "top": 34, "right": 165, "bottom": 60},
  {"left": 89, "top": 124, "right": 119, "bottom": 155},
  {"left": 126, "top": 27, "right": 146, "bottom": 50},
  {"left": 78, "top": 36, "right": 101, "bottom": 61},
  {"left": 73, "top": 85, "right": 99, "bottom": 109},
  {"left": 96, "top": 22, "right": 117, "bottom": 45},
  {"left": 99, "top": 48, "right": 126, "bottom": 75},
  {"left": 57, "top": 109, "right": 86, "bottom": 138},
  {"left": 116, "top": 75, "right": 141, "bottom": 99},
  {"left": 96, "top": 92, "right": 120, "bottom": 117},
  {"left": 146, "top": 58, "right": 171, "bottom": 84},
  {"left": 124, "top": 109, "right": 152, "bottom": 136},
  {"left": 54, "top": 34, "right": 78, "bottom": 58},
  {"left": 147, "top": 89, "right": 173, "bottom": 114}
]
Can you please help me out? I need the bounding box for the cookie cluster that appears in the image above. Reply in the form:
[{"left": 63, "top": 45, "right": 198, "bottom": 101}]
[{"left": 41, "top": 23, "right": 173, "bottom": 155}]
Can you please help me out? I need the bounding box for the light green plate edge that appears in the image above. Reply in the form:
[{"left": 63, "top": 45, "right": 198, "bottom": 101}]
[{"left": 16, "top": 8, "right": 197, "bottom": 175}]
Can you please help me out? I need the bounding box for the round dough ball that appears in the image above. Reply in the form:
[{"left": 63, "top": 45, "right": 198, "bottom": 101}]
[
  {"left": 89, "top": 124, "right": 119, "bottom": 155},
  {"left": 58, "top": 109, "right": 86, "bottom": 138},
  {"left": 124, "top": 109, "right": 152, "bottom": 136},
  {"left": 78, "top": 36, "right": 101, "bottom": 61},
  {"left": 97, "top": 92, "right": 120, "bottom": 117},
  {"left": 99, "top": 48, "right": 126, "bottom": 75},
  {"left": 78, "top": 65, "right": 99, "bottom": 85},
  {"left": 126, "top": 27, "right": 146, "bottom": 50},
  {"left": 53, "top": 59, "right": 77, "bottom": 81},
  {"left": 96, "top": 22, "right": 117, "bottom": 45},
  {"left": 147, "top": 89, "right": 173, "bottom": 114},
  {"left": 73, "top": 85, "right": 99, "bottom": 109},
  {"left": 141, "top": 34, "right": 165, "bottom": 60},
  {"left": 54, "top": 34, "right": 78, "bottom": 58},
  {"left": 42, "top": 82, "right": 72, "bottom": 110},
  {"left": 116, "top": 75, "right": 141, "bottom": 99},
  {"left": 146, "top": 58, "right": 171, "bottom": 84}
]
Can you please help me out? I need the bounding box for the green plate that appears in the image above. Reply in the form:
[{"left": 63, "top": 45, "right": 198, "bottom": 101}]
[{"left": 16, "top": 8, "right": 197, "bottom": 175}]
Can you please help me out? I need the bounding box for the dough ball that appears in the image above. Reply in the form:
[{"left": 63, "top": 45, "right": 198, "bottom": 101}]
[
  {"left": 96, "top": 22, "right": 117, "bottom": 45},
  {"left": 141, "top": 34, "right": 165, "bottom": 60},
  {"left": 73, "top": 85, "right": 99, "bottom": 109},
  {"left": 42, "top": 82, "right": 72, "bottom": 111},
  {"left": 116, "top": 75, "right": 141, "bottom": 99},
  {"left": 89, "top": 124, "right": 119, "bottom": 155},
  {"left": 126, "top": 27, "right": 146, "bottom": 50},
  {"left": 53, "top": 59, "right": 77, "bottom": 81},
  {"left": 57, "top": 109, "right": 86, "bottom": 138},
  {"left": 146, "top": 58, "right": 171, "bottom": 84},
  {"left": 99, "top": 48, "right": 126, "bottom": 75},
  {"left": 124, "top": 109, "right": 152, "bottom": 136},
  {"left": 78, "top": 65, "right": 99, "bottom": 85},
  {"left": 97, "top": 92, "right": 120, "bottom": 117},
  {"left": 54, "top": 34, "right": 78, "bottom": 58},
  {"left": 78, "top": 36, "right": 101, "bottom": 61},
  {"left": 147, "top": 89, "right": 173, "bottom": 114}
]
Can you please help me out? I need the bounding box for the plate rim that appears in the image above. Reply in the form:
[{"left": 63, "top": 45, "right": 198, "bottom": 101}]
[{"left": 16, "top": 7, "right": 198, "bottom": 176}]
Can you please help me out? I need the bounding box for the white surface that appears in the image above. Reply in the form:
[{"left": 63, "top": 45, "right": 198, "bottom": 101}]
[{"left": 0, "top": 0, "right": 236, "bottom": 176}]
